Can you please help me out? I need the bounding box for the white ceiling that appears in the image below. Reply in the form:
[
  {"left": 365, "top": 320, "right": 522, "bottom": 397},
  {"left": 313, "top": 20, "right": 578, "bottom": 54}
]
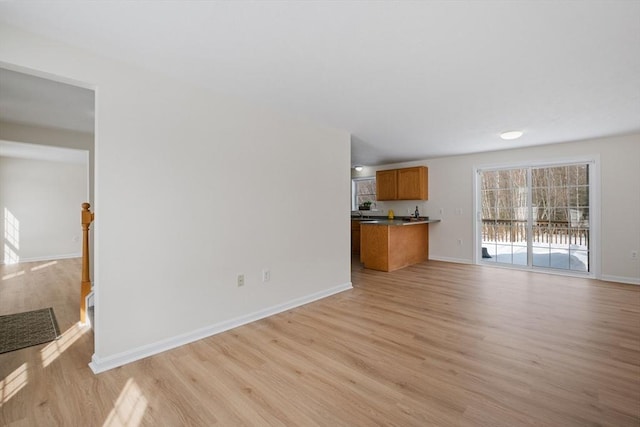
[
  {"left": 0, "top": 67, "right": 94, "bottom": 133},
  {"left": 0, "top": 139, "right": 88, "bottom": 164},
  {"left": 0, "top": 1, "right": 638, "bottom": 166}
]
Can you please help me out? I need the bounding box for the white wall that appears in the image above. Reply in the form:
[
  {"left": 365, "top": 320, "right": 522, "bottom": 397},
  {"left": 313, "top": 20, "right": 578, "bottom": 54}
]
[
  {"left": 0, "top": 156, "right": 87, "bottom": 263},
  {"left": 0, "top": 24, "right": 352, "bottom": 371},
  {"left": 0, "top": 121, "right": 94, "bottom": 203},
  {"left": 355, "top": 133, "right": 640, "bottom": 285}
]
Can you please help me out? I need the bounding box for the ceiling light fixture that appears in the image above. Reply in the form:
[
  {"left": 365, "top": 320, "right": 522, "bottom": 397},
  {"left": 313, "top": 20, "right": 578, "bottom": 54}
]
[
  {"left": 354, "top": 166, "right": 363, "bottom": 171},
  {"left": 500, "top": 130, "right": 524, "bottom": 140}
]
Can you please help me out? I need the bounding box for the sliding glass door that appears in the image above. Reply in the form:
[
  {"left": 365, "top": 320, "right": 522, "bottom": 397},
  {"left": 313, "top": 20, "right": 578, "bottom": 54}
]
[
  {"left": 479, "top": 163, "right": 591, "bottom": 273},
  {"left": 480, "top": 168, "right": 529, "bottom": 266}
]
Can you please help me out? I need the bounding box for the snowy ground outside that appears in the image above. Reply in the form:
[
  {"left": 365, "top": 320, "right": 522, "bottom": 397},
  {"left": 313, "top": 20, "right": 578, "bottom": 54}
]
[{"left": 481, "top": 240, "right": 589, "bottom": 272}]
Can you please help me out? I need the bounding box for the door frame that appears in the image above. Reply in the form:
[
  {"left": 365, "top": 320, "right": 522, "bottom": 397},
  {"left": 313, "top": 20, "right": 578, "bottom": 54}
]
[
  {"left": 1, "top": 61, "right": 97, "bottom": 354},
  {"left": 473, "top": 155, "right": 601, "bottom": 279}
]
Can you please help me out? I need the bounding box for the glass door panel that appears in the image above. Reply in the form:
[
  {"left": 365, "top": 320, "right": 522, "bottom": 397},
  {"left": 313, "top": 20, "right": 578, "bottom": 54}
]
[
  {"left": 531, "top": 164, "right": 589, "bottom": 272},
  {"left": 480, "top": 168, "right": 528, "bottom": 266},
  {"left": 480, "top": 163, "right": 591, "bottom": 273}
]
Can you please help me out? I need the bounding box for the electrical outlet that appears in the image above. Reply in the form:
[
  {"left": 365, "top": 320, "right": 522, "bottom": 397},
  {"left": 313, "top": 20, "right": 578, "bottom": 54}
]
[
  {"left": 262, "top": 269, "right": 270, "bottom": 282},
  {"left": 632, "top": 251, "right": 638, "bottom": 260},
  {"left": 237, "top": 274, "right": 245, "bottom": 287},
  {"left": 457, "top": 239, "right": 463, "bottom": 246}
]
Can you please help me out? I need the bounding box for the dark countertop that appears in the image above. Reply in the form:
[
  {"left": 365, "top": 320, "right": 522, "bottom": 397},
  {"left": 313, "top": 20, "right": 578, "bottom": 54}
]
[{"left": 359, "top": 218, "right": 440, "bottom": 226}]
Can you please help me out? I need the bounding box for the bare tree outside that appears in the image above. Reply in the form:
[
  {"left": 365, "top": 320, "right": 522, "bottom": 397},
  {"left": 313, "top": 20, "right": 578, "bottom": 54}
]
[
  {"left": 354, "top": 178, "right": 376, "bottom": 209},
  {"left": 481, "top": 164, "right": 590, "bottom": 272}
]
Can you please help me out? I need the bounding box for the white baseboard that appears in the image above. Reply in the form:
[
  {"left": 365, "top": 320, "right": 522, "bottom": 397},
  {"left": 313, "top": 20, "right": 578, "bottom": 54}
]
[
  {"left": 430, "top": 257, "right": 639, "bottom": 286},
  {"left": 428, "top": 255, "right": 473, "bottom": 264},
  {"left": 600, "top": 275, "right": 640, "bottom": 285},
  {"left": 1, "top": 252, "right": 81, "bottom": 265},
  {"left": 89, "top": 281, "right": 353, "bottom": 374}
]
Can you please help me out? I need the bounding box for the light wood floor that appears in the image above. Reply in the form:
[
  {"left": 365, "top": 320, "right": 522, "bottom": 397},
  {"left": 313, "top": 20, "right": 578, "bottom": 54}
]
[{"left": 1, "top": 257, "right": 639, "bottom": 426}]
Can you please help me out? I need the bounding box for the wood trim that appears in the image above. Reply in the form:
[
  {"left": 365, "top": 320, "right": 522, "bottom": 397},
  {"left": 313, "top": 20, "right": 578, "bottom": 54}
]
[{"left": 80, "top": 202, "right": 94, "bottom": 325}]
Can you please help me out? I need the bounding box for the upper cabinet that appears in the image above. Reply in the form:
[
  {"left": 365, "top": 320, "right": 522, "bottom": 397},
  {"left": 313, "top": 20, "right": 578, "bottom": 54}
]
[
  {"left": 398, "top": 166, "right": 428, "bottom": 200},
  {"left": 376, "top": 169, "right": 398, "bottom": 201},
  {"left": 376, "top": 166, "right": 428, "bottom": 201}
]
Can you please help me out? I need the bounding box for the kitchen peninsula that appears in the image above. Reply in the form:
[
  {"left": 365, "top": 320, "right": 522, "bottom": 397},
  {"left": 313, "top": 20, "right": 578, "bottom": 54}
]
[{"left": 360, "top": 219, "right": 440, "bottom": 272}]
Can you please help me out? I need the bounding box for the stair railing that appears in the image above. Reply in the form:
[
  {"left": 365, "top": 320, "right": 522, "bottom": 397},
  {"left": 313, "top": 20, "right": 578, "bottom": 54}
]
[{"left": 81, "top": 202, "right": 94, "bottom": 324}]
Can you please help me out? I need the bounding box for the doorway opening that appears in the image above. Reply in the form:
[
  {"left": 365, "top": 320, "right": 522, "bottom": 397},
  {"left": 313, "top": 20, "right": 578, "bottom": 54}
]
[
  {"left": 477, "top": 161, "right": 595, "bottom": 276},
  {"left": 0, "top": 64, "right": 96, "bottom": 356}
]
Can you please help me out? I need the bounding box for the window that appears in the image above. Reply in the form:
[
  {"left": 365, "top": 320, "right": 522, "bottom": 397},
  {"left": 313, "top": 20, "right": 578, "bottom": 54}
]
[
  {"left": 478, "top": 161, "right": 593, "bottom": 274},
  {"left": 352, "top": 177, "right": 376, "bottom": 210}
]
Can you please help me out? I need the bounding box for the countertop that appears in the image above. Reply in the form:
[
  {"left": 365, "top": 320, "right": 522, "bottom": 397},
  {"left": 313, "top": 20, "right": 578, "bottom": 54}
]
[{"left": 358, "top": 218, "right": 441, "bottom": 226}]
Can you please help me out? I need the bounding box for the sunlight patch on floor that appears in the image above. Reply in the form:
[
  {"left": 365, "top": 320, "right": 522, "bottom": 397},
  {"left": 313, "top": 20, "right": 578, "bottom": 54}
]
[
  {"left": 0, "top": 362, "right": 28, "bottom": 407},
  {"left": 2, "top": 261, "right": 59, "bottom": 279},
  {"left": 2, "top": 270, "right": 25, "bottom": 281},
  {"left": 103, "top": 378, "right": 148, "bottom": 427},
  {"left": 31, "top": 260, "right": 58, "bottom": 271},
  {"left": 40, "top": 322, "right": 89, "bottom": 368}
]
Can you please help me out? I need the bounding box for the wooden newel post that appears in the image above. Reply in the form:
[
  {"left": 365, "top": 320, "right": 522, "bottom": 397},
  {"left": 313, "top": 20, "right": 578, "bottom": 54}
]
[{"left": 81, "top": 202, "right": 94, "bottom": 324}]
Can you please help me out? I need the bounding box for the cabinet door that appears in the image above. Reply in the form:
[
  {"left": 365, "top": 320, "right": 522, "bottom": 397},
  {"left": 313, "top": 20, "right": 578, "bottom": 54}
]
[
  {"left": 397, "top": 167, "right": 428, "bottom": 200},
  {"left": 376, "top": 169, "right": 398, "bottom": 200},
  {"left": 351, "top": 221, "right": 361, "bottom": 253}
]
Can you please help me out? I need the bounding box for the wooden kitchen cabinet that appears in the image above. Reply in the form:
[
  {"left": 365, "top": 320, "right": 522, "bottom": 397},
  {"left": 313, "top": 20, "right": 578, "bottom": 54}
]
[
  {"left": 398, "top": 166, "right": 428, "bottom": 200},
  {"left": 360, "top": 222, "right": 429, "bottom": 271},
  {"left": 376, "top": 169, "right": 398, "bottom": 201},
  {"left": 351, "top": 220, "right": 361, "bottom": 253},
  {"left": 376, "top": 166, "right": 428, "bottom": 201}
]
